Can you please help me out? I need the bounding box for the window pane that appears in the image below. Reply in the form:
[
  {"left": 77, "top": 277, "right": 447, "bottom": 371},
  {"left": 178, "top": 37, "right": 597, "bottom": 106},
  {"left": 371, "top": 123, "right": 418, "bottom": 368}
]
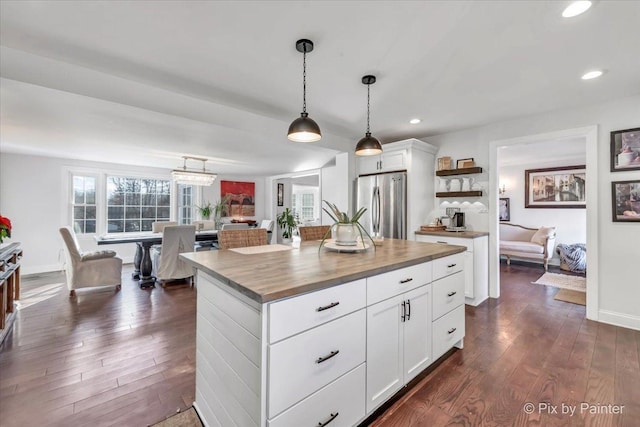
[
  {"left": 73, "top": 220, "right": 84, "bottom": 234},
  {"left": 126, "top": 193, "right": 141, "bottom": 205},
  {"left": 157, "top": 195, "right": 170, "bottom": 206},
  {"left": 157, "top": 207, "right": 170, "bottom": 219},
  {"left": 141, "top": 220, "right": 154, "bottom": 232},
  {"left": 141, "top": 194, "right": 156, "bottom": 206},
  {"left": 85, "top": 178, "right": 96, "bottom": 204},
  {"left": 108, "top": 221, "right": 124, "bottom": 233},
  {"left": 108, "top": 192, "right": 124, "bottom": 205},
  {"left": 74, "top": 189, "right": 84, "bottom": 204},
  {"left": 108, "top": 206, "right": 124, "bottom": 219},
  {"left": 86, "top": 206, "right": 96, "bottom": 220},
  {"left": 125, "top": 220, "right": 140, "bottom": 232},
  {"left": 74, "top": 206, "right": 85, "bottom": 220},
  {"left": 85, "top": 220, "right": 96, "bottom": 233},
  {"left": 141, "top": 206, "right": 156, "bottom": 218},
  {"left": 126, "top": 207, "right": 140, "bottom": 219},
  {"left": 107, "top": 176, "right": 171, "bottom": 234}
]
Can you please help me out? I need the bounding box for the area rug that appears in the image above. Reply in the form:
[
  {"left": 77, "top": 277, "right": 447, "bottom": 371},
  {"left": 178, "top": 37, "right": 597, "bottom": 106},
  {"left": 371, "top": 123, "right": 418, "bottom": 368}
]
[
  {"left": 554, "top": 288, "right": 586, "bottom": 306},
  {"left": 150, "top": 407, "right": 202, "bottom": 427},
  {"left": 532, "top": 272, "right": 586, "bottom": 292}
]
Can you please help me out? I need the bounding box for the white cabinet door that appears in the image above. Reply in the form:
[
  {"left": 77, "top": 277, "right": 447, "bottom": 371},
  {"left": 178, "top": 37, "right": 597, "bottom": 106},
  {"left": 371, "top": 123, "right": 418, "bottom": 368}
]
[
  {"left": 402, "top": 285, "right": 432, "bottom": 383},
  {"left": 380, "top": 150, "right": 405, "bottom": 172},
  {"left": 366, "top": 295, "right": 403, "bottom": 413},
  {"left": 464, "top": 251, "right": 474, "bottom": 298},
  {"left": 357, "top": 155, "right": 381, "bottom": 175}
]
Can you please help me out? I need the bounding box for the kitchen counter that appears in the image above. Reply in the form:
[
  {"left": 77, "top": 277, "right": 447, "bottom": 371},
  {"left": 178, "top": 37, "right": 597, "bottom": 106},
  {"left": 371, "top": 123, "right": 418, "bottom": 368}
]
[
  {"left": 180, "top": 238, "right": 465, "bottom": 303},
  {"left": 415, "top": 229, "right": 489, "bottom": 239}
]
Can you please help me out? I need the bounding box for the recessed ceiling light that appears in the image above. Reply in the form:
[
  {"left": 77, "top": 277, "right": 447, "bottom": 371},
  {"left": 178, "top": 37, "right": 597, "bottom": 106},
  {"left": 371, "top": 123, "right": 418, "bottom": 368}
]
[
  {"left": 582, "top": 70, "right": 603, "bottom": 80},
  {"left": 409, "top": 118, "right": 421, "bottom": 124},
  {"left": 562, "top": 1, "right": 592, "bottom": 18}
]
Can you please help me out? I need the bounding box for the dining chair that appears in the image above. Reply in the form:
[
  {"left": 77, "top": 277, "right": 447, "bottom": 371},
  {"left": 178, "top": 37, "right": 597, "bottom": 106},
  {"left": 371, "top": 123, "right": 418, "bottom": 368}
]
[
  {"left": 298, "top": 225, "right": 331, "bottom": 241},
  {"left": 220, "top": 223, "right": 249, "bottom": 230},
  {"left": 59, "top": 227, "right": 123, "bottom": 297},
  {"left": 151, "top": 225, "right": 196, "bottom": 287},
  {"left": 218, "top": 228, "right": 267, "bottom": 249},
  {"left": 151, "top": 221, "right": 178, "bottom": 233}
]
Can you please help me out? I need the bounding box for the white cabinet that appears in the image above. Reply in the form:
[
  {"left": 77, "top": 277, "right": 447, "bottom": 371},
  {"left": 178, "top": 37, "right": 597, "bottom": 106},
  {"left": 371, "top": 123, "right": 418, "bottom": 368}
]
[
  {"left": 366, "top": 275, "right": 432, "bottom": 413},
  {"left": 415, "top": 234, "right": 488, "bottom": 306},
  {"left": 357, "top": 150, "right": 406, "bottom": 175}
]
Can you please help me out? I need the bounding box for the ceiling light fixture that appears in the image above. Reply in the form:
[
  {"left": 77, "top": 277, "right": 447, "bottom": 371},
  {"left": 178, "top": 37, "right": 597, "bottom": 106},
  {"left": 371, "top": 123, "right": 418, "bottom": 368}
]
[
  {"left": 581, "top": 70, "right": 603, "bottom": 80},
  {"left": 355, "top": 75, "right": 383, "bottom": 156},
  {"left": 171, "top": 156, "right": 217, "bottom": 186},
  {"left": 287, "top": 39, "right": 321, "bottom": 142},
  {"left": 409, "top": 118, "right": 421, "bottom": 125},
  {"left": 562, "top": 1, "right": 592, "bottom": 18}
]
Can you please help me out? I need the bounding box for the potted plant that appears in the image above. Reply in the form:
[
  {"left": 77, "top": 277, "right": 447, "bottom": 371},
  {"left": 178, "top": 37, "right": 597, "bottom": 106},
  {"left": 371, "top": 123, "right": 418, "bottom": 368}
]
[
  {"left": 276, "top": 208, "right": 296, "bottom": 243},
  {"left": 321, "top": 200, "right": 374, "bottom": 250},
  {"left": 196, "top": 201, "right": 213, "bottom": 220},
  {"left": 212, "top": 196, "right": 228, "bottom": 229}
]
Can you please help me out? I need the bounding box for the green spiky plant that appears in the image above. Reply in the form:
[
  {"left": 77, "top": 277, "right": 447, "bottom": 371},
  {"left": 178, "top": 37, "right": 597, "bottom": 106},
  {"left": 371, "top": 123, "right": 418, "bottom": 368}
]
[{"left": 320, "top": 200, "right": 375, "bottom": 251}]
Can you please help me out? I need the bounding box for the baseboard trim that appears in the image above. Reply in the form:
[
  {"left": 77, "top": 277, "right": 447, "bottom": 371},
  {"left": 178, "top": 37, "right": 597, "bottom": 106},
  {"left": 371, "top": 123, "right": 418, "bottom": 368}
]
[
  {"left": 22, "top": 258, "right": 135, "bottom": 276},
  {"left": 598, "top": 309, "right": 640, "bottom": 331}
]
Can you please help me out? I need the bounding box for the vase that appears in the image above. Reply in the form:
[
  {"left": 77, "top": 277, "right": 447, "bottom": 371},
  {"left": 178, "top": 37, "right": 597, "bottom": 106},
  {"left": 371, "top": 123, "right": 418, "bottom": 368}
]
[{"left": 335, "top": 223, "right": 358, "bottom": 246}]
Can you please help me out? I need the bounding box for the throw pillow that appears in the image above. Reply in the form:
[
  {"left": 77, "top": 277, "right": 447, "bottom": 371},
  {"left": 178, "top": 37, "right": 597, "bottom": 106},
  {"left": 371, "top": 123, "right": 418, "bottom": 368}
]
[{"left": 531, "top": 226, "right": 555, "bottom": 245}]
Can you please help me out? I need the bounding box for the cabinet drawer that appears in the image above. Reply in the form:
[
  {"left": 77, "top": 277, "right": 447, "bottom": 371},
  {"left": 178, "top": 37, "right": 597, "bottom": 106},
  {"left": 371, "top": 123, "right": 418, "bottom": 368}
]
[
  {"left": 432, "top": 253, "right": 464, "bottom": 281},
  {"left": 415, "top": 234, "right": 473, "bottom": 251},
  {"left": 268, "top": 364, "right": 365, "bottom": 427},
  {"left": 367, "top": 262, "right": 432, "bottom": 305},
  {"left": 432, "top": 272, "right": 465, "bottom": 320},
  {"left": 432, "top": 305, "right": 465, "bottom": 360},
  {"left": 269, "top": 279, "right": 366, "bottom": 343},
  {"left": 268, "top": 309, "right": 366, "bottom": 417}
]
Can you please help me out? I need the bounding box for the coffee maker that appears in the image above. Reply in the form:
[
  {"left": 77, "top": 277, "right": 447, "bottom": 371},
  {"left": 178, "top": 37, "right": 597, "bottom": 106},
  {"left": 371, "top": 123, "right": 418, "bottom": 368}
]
[{"left": 444, "top": 208, "right": 466, "bottom": 231}]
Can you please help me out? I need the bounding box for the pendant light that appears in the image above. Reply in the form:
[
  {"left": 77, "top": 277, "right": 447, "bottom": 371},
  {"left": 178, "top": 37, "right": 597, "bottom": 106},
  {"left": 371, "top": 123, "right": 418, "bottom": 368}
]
[
  {"left": 355, "top": 75, "right": 383, "bottom": 156},
  {"left": 171, "top": 156, "right": 217, "bottom": 186},
  {"left": 287, "top": 39, "right": 322, "bottom": 142}
]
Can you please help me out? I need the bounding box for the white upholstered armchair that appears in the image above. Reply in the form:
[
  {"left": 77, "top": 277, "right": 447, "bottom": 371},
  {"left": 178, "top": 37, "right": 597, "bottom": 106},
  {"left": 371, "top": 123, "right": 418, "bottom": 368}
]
[{"left": 59, "top": 227, "right": 123, "bottom": 297}]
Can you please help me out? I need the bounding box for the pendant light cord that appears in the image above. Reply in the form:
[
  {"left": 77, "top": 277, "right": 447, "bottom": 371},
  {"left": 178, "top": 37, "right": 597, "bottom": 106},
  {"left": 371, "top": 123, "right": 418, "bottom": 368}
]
[
  {"left": 302, "top": 49, "right": 307, "bottom": 113},
  {"left": 366, "top": 83, "right": 371, "bottom": 134}
]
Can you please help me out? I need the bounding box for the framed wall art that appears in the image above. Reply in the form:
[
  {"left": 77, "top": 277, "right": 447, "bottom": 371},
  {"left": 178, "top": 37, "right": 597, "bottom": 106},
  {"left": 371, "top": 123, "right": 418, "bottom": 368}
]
[
  {"left": 610, "top": 127, "right": 640, "bottom": 172},
  {"left": 611, "top": 180, "right": 640, "bottom": 222},
  {"left": 277, "top": 183, "right": 284, "bottom": 207},
  {"left": 220, "top": 180, "right": 255, "bottom": 216},
  {"left": 456, "top": 158, "right": 475, "bottom": 169},
  {"left": 499, "top": 198, "right": 510, "bottom": 221},
  {"left": 525, "top": 165, "right": 586, "bottom": 209}
]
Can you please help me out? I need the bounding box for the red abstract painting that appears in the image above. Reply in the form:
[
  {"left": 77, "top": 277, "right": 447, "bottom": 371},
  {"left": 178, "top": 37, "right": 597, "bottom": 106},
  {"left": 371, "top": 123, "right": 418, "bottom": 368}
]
[{"left": 220, "top": 181, "right": 255, "bottom": 217}]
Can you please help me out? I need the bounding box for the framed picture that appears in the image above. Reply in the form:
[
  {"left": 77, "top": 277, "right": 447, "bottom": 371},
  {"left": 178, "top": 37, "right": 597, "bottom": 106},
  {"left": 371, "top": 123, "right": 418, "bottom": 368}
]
[
  {"left": 610, "top": 127, "right": 640, "bottom": 172},
  {"left": 525, "top": 165, "right": 586, "bottom": 209},
  {"left": 612, "top": 180, "right": 640, "bottom": 222},
  {"left": 437, "top": 156, "right": 452, "bottom": 171},
  {"left": 221, "top": 180, "right": 255, "bottom": 216},
  {"left": 499, "top": 198, "right": 510, "bottom": 221},
  {"left": 456, "top": 158, "right": 475, "bottom": 169},
  {"left": 277, "top": 183, "right": 284, "bottom": 207}
]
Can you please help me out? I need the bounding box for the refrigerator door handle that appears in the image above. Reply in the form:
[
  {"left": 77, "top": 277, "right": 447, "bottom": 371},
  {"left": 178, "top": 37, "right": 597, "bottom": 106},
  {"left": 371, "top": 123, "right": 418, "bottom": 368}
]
[{"left": 372, "top": 186, "right": 380, "bottom": 234}]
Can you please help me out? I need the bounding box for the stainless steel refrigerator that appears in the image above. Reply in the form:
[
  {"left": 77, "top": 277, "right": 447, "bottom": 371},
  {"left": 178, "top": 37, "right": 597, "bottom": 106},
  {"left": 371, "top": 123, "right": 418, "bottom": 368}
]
[{"left": 356, "top": 172, "right": 407, "bottom": 239}]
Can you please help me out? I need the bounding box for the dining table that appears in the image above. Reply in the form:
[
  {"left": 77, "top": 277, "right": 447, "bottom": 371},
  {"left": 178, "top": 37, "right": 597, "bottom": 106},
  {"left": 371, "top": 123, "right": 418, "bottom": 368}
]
[{"left": 96, "top": 230, "right": 218, "bottom": 288}]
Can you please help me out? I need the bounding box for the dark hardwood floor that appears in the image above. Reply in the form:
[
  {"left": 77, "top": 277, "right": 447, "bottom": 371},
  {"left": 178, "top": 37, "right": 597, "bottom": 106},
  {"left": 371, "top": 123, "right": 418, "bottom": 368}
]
[{"left": 0, "top": 262, "right": 638, "bottom": 426}]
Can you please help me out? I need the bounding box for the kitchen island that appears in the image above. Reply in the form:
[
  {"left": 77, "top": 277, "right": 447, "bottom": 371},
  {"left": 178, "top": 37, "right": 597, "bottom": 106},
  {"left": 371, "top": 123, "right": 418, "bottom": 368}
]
[{"left": 181, "top": 238, "right": 466, "bottom": 427}]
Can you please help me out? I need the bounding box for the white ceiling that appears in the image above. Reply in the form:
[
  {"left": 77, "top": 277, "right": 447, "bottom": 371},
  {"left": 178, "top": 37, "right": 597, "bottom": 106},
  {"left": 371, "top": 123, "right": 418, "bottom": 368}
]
[{"left": 1, "top": 1, "right": 639, "bottom": 175}]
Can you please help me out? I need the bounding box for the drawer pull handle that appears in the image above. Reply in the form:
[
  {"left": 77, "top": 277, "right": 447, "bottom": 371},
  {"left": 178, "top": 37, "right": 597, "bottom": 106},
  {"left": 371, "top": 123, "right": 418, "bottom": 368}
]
[
  {"left": 447, "top": 263, "right": 457, "bottom": 268},
  {"left": 437, "top": 241, "right": 448, "bottom": 244},
  {"left": 406, "top": 299, "right": 411, "bottom": 321},
  {"left": 400, "top": 277, "right": 413, "bottom": 284},
  {"left": 316, "top": 350, "right": 340, "bottom": 364},
  {"left": 447, "top": 291, "right": 457, "bottom": 297},
  {"left": 447, "top": 327, "right": 457, "bottom": 334},
  {"left": 316, "top": 301, "right": 340, "bottom": 312},
  {"left": 401, "top": 301, "right": 406, "bottom": 322},
  {"left": 317, "top": 412, "right": 339, "bottom": 426}
]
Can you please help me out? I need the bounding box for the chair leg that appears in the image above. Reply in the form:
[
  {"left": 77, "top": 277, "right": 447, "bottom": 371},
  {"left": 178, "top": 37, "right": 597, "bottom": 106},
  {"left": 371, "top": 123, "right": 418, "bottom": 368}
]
[
  {"left": 116, "top": 284, "right": 121, "bottom": 292},
  {"left": 69, "top": 289, "right": 76, "bottom": 298},
  {"left": 506, "top": 256, "right": 511, "bottom": 265},
  {"left": 544, "top": 260, "right": 549, "bottom": 271}
]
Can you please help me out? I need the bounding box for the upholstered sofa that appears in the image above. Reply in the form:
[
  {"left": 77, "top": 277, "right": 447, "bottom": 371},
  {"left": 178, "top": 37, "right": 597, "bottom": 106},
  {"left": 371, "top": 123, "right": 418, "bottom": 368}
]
[{"left": 499, "top": 223, "right": 556, "bottom": 270}]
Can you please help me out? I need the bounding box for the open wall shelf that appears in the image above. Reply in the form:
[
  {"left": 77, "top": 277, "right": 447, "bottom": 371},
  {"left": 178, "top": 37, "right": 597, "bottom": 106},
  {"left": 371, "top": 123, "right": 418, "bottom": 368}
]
[
  {"left": 436, "top": 167, "right": 483, "bottom": 177},
  {"left": 436, "top": 191, "right": 483, "bottom": 198}
]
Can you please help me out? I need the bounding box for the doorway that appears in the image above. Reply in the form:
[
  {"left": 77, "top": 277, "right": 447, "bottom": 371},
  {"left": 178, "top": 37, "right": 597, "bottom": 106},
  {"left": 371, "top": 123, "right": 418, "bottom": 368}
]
[{"left": 489, "top": 126, "right": 599, "bottom": 320}]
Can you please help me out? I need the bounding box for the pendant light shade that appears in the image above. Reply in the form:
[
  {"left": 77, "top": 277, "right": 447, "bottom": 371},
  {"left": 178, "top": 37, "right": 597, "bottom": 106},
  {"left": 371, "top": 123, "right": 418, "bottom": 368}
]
[
  {"left": 171, "top": 156, "right": 217, "bottom": 186},
  {"left": 288, "top": 39, "right": 322, "bottom": 142},
  {"left": 355, "top": 75, "right": 382, "bottom": 156}
]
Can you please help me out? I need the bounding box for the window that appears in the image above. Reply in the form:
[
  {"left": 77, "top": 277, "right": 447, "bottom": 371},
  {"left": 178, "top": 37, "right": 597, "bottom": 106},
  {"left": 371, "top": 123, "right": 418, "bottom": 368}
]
[
  {"left": 292, "top": 185, "right": 318, "bottom": 223},
  {"left": 177, "top": 184, "right": 194, "bottom": 225},
  {"left": 106, "top": 176, "right": 171, "bottom": 233},
  {"left": 72, "top": 175, "right": 97, "bottom": 234}
]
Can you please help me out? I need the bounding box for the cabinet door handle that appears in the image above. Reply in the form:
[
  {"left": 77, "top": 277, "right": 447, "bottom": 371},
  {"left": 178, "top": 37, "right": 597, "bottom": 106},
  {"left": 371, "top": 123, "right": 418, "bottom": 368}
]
[
  {"left": 437, "top": 241, "right": 448, "bottom": 244},
  {"left": 400, "top": 277, "right": 413, "bottom": 284},
  {"left": 401, "top": 301, "right": 406, "bottom": 322},
  {"left": 406, "top": 299, "right": 411, "bottom": 321},
  {"left": 316, "top": 350, "right": 340, "bottom": 364},
  {"left": 317, "top": 412, "right": 339, "bottom": 427},
  {"left": 447, "top": 263, "right": 457, "bottom": 268},
  {"left": 447, "top": 327, "right": 457, "bottom": 334},
  {"left": 316, "top": 301, "right": 340, "bottom": 312},
  {"left": 447, "top": 291, "right": 457, "bottom": 297}
]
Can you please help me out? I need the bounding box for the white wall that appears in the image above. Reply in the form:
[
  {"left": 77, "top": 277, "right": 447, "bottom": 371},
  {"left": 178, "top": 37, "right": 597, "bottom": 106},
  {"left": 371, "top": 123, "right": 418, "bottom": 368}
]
[
  {"left": 425, "top": 94, "right": 640, "bottom": 330},
  {"left": 0, "top": 152, "right": 265, "bottom": 274},
  {"left": 499, "top": 158, "right": 587, "bottom": 265}
]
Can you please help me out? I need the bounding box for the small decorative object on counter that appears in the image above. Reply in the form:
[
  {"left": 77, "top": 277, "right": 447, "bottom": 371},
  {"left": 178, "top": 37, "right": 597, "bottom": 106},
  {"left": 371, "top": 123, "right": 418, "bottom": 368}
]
[{"left": 320, "top": 200, "right": 375, "bottom": 251}]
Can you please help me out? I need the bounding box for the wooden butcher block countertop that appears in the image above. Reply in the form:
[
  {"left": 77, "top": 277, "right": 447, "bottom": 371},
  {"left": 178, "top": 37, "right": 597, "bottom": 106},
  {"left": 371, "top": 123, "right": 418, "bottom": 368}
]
[{"left": 181, "top": 238, "right": 465, "bottom": 303}]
